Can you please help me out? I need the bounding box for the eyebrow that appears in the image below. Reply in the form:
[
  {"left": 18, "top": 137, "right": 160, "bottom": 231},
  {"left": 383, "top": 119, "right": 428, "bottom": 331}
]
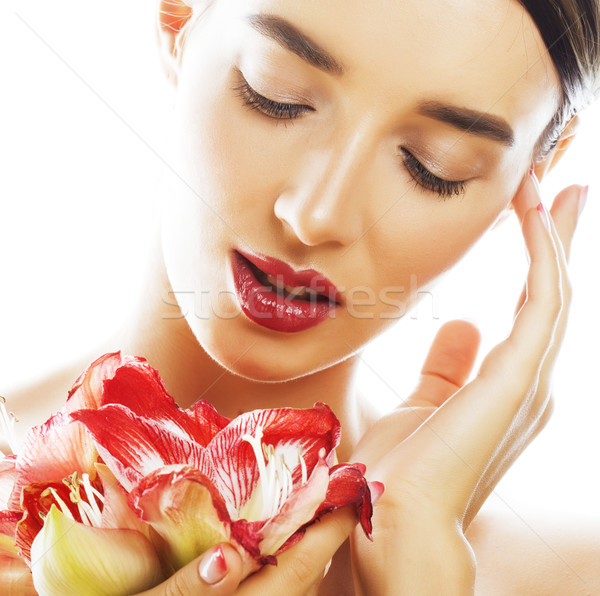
[
  {"left": 245, "top": 14, "right": 344, "bottom": 75},
  {"left": 417, "top": 101, "right": 515, "bottom": 146},
  {"left": 245, "top": 15, "right": 514, "bottom": 147}
]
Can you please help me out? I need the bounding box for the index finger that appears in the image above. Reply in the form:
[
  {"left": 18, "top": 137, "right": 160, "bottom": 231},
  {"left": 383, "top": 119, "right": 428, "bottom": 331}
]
[
  {"left": 237, "top": 507, "right": 357, "bottom": 596},
  {"left": 399, "top": 182, "right": 562, "bottom": 506}
]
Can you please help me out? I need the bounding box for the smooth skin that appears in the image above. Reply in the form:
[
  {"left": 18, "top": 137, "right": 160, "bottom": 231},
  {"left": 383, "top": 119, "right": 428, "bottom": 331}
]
[
  {"left": 133, "top": 177, "right": 597, "bottom": 595},
  {"left": 6, "top": 0, "right": 600, "bottom": 594}
]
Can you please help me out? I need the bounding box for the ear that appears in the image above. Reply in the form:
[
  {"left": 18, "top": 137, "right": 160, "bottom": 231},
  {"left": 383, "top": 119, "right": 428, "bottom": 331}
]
[
  {"left": 156, "top": 0, "right": 194, "bottom": 86},
  {"left": 532, "top": 115, "right": 579, "bottom": 181}
]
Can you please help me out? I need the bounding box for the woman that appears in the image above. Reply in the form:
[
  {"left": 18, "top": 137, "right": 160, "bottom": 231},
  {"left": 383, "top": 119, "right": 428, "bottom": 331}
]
[{"left": 4, "top": 0, "right": 600, "bottom": 594}]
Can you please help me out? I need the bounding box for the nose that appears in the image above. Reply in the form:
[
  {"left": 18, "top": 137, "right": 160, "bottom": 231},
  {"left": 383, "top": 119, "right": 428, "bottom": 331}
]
[{"left": 274, "top": 130, "right": 375, "bottom": 248}]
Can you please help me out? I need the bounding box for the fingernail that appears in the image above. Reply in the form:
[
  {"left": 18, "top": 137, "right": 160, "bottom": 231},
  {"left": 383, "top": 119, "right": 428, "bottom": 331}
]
[
  {"left": 199, "top": 545, "right": 228, "bottom": 585},
  {"left": 578, "top": 185, "right": 589, "bottom": 217},
  {"left": 537, "top": 202, "right": 551, "bottom": 233}
]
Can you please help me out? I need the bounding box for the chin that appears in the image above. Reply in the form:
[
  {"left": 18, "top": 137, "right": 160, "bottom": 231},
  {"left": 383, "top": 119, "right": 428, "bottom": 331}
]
[{"left": 193, "top": 318, "right": 350, "bottom": 383}]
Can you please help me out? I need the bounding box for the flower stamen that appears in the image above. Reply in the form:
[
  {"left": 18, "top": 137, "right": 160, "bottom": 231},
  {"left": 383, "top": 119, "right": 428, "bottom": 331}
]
[
  {"left": 50, "top": 472, "right": 106, "bottom": 527},
  {"left": 242, "top": 426, "right": 268, "bottom": 509},
  {"left": 299, "top": 448, "right": 307, "bottom": 485},
  {"left": 41, "top": 487, "right": 75, "bottom": 522},
  {"left": 242, "top": 429, "right": 310, "bottom": 520}
]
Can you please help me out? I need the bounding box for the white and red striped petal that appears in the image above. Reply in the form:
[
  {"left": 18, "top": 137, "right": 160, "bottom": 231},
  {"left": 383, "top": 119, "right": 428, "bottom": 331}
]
[{"left": 72, "top": 405, "right": 208, "bottom": 491}]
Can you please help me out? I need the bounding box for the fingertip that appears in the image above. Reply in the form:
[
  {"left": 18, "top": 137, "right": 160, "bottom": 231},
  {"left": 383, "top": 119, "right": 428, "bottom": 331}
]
[
  {"left": 549, "top": 184, "right": 587, "bottom": 224},
  {"left": 521, "top": 203, "right": 547, "bottom": 236},
  {"left": 438, "top": 319, "right": 482, "bottom": 351},
  {"left": 451, "top": 318, "right": 481, "bottom": 337},
  {"left": 511, "top": 170, "right": 541, "bottom": 222},
  {"left": 537, "top": 202, "right": 552, "bottom": 233},
  {"left": 198, "top": 543, "right": 243, "bottom": 589}
]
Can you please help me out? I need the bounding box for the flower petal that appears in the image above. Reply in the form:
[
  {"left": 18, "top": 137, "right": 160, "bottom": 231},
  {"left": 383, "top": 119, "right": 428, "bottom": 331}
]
[
  {"left": 31, "top": 506, "right": 164, "bottom": 596},
  {"left": 65, "top": 352, "right": 126, "bottom": 412},
  {"left": 95, "top": 464, "right": 149, "bottom": 536},
  {"left": 269, "top": 463, "right": 381, "bottom": 557},
  {"left": 66, "top": 353, "right": 232, "bottom": 446},
  {"left": 209, "top": 403, "right": 340, "bottom": 513},
  {"left": 72, "top": 405, "right": 207, "bottom": 491},
  {"left": 130, "top": 465, "right": 230, "bottom": 571},
  {"left": 185, "top": 400, "right": 232, "bottom": 446},
  {"left": 8, "top": 413, "right": 97, "bottom": 510},
  {"left": 0, "top": 510, "right": 22, "bottom": 542},
  {"left": 313, "top": 463, "right": 379, "bottom": 540},
  {"left": 229, "top": 520, "right": 274, "bottom": 576},
  {"left": 100, "top": 363, "right": 230, "bottom": 446},
  {"left": 257, "top": 450, "right": 330, "bottom": 556}
]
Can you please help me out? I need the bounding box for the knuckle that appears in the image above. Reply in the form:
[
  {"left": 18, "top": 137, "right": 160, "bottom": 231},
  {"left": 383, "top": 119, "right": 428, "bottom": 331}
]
[
  {"left": 326, "top": 510, "right": 355, "bottom": 544},
  {"left": 538, "top": 292, "right": 562, "bottom": 323},
  {"left": 164, "top": 572, "right": 189, "bottom": 596},
  {"left": 547, "top": 288, "right": 563, "bottom": 318},
  {"left": 532, "top": 397, "right": 554, "bottom": 437},
  {"left": 284, "top": 548, "right": 319, "bottom": 588},
  {"left": 561, "top": 272, "right": 573, "bottom": 306}
]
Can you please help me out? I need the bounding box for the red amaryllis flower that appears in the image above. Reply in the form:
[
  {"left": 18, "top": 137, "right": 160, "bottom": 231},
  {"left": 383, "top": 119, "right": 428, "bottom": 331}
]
[
  {"left": 71, "top": 354, "right": 383, "bottom": 577},
  {"left": 0, "top": 353, "right": 383, "bottom": 593}
]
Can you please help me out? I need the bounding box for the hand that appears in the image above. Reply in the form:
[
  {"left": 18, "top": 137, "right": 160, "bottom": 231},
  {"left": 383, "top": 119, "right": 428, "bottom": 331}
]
[
  {"left": 350, "top": 176, "right": 585, "bottom": 595},
  {"left": 135, "top": 507, "right": 358, "bottom": 596}
]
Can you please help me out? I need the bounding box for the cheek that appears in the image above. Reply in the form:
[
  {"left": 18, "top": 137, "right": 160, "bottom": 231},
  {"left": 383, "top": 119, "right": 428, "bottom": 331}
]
[
  {"left": 173, "top": 73, "right": 290, "bottom": 231},
  {"left": 367, "top": 172, "right": 518, "bottom": 303}
]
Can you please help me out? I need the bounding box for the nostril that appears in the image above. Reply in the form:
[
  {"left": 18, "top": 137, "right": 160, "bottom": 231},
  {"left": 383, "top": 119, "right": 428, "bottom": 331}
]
[{"left": 273, "top": 194, "right": 362, "bottom": 248}]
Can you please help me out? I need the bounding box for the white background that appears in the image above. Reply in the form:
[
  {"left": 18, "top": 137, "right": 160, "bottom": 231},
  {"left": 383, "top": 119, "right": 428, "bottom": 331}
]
[{"left": 1, "top": 1, "right": 598, "bottom": 517}]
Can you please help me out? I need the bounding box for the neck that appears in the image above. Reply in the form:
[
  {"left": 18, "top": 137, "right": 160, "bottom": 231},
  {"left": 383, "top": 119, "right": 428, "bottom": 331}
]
[{"left": 108, "top": 235, "right": 369, "bottom": 461}]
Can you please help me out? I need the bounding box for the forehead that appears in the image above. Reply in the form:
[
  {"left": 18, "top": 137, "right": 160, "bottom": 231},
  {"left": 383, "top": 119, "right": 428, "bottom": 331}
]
[{"left": 219, "top": 0, "right": 561, "bottom": 148}]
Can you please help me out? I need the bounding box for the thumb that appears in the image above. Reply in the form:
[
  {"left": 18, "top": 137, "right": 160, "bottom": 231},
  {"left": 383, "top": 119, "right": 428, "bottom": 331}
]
[{"left": 138, "top": 544, "right": 244, "bottom": 596}]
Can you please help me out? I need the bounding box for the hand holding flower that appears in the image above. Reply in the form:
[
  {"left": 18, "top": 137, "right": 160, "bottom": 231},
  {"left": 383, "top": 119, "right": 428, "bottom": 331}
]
[{"left": 0, "top": 353, "right": 381, "bottom": 595}]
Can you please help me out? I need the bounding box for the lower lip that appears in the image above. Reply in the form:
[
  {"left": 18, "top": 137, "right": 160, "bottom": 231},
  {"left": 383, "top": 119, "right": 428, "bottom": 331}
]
[{"left": 231, "top": 252, "right": 338, "bottom": 333}]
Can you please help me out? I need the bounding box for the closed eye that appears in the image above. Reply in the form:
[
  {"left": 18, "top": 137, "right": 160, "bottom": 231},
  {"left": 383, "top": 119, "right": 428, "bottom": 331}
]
[
  {"left": 233, "top": 70, "right": 314, "bottom": 121},
  {"left": 400, "top": 148, "right": 466, "bottom": 200}
]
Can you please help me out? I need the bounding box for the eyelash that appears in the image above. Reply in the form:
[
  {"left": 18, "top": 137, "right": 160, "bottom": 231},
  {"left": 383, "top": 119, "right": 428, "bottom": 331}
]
[
  {"left": 400, "top": 149, "right": 466, "bottom": 200},
  {"left": 233, "top": 72, "right": 467, "bottom": 200},
  {"left": 233, "top": 72, "right": 313, "bottom": 120}
]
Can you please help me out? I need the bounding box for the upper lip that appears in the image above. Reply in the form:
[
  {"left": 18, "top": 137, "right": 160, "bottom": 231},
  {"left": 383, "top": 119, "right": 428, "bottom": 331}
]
[{"left": 236, "top": 249, "right": 342, "bottom": 305}]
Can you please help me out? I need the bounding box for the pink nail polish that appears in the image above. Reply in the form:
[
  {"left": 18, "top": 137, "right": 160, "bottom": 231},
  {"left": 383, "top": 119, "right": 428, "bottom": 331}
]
[
  {"left": 578, "top": 185, "right": 589, "bottom": 217},
  {"left": 537, "top": 202, "right": 551, "bottom": 233},
  {"left": 199, "top": 545, "right": 228, "bottom": 585}
]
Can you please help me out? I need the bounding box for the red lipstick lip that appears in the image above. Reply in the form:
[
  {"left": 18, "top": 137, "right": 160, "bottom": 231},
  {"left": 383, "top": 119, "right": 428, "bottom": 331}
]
[
  {"left": 236, "top": 249, "right": 342, "bottom": 305},
  {"left": 230, "top": 250, "right": 341, "bottom": 334}
]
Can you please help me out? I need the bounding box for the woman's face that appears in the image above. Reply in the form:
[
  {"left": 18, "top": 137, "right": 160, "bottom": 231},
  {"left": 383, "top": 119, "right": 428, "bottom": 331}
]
[{"left": 159, "top": 0, "right": 560, "bottom": 381}]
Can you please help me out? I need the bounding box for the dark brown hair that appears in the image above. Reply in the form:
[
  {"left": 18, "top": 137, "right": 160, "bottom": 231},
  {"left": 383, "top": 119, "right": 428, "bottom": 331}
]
[{"left": 519, "top": 0, "right": 600, "bottom": 158}]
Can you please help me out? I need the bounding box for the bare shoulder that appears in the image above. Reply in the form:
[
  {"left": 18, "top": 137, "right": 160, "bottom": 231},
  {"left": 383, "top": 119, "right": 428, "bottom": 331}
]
[{"left": 467, "top": 504, "right": 600, "bottom": 596}]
